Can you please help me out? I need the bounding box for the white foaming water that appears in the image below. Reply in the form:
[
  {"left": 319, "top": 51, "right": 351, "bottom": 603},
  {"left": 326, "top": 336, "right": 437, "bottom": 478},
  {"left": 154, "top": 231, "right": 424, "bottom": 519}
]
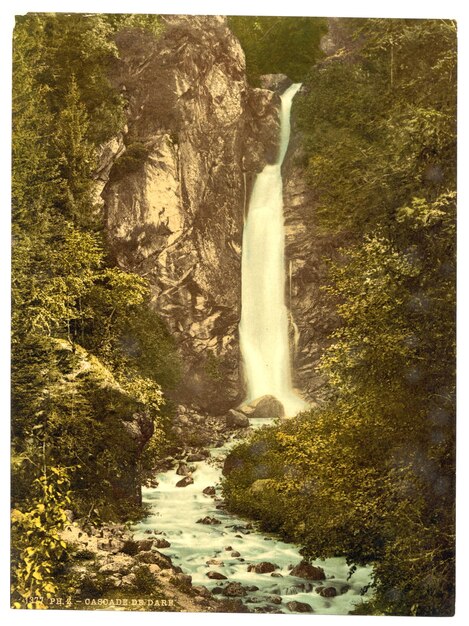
[
  {"left": 133, "top": 425, "right": 372, "bottom": 614},
  {"left": 239, "top": 83, "right": 307, "bottom": 417}
]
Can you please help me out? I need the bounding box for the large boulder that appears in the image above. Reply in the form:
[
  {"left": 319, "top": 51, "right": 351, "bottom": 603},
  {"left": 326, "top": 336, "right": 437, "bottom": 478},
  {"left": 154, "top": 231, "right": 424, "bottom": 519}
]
[
  {"left": 250, "top": 395, "right": 285, "bottom": 419},
  {"left": 176, "top": 476, "right": 194, "bottom": 488},
  {"left": 286, "top": 600, "right": 313, "bottom": 613},
  {"left": 222, "top": 582, "right": 247, "bottom": 597},
  {"left": 289, "top": 560, "right": 325, "bottom": 580},
  {"left": 206, "top": 571, "right": 227, "bottom": 580},
  {"left": 247, "top": 561, "right": 279, "bottom": 574},
  {"left": 225, "top": 409, "right": 249, "bottom": 429}
]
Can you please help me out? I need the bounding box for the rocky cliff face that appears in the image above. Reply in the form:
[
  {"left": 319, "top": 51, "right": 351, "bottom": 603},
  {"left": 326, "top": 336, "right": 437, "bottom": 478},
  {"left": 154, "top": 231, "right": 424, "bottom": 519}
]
[{"left": 102, "top": 16, "right": 280, "bottom": 413}]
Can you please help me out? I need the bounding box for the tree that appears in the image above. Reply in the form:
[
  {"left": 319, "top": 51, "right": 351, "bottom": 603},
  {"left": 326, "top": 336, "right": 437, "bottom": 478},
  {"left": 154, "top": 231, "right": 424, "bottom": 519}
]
[{"left": 228, "top": 16, "right": 327, "bottom": 83}]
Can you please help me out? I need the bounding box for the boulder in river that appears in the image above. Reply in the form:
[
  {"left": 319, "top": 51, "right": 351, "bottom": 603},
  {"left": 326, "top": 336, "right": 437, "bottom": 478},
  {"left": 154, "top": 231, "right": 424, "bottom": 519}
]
[
  {"left": 187, "top": 451, "right": 209, "bottom": 462},
  {"left": 225, "top": 409, "right": 250, "bottom": 429},
  {"left": 290, "top": 560, "right": 325, "bottom": 580},
  {"left": 176, "top": 463, "right": 195, "bottom": 476},
  {"left": 197, "top": 516, "right": 221, "bottom": 525},
  {"left": 247, "top": 561, "right": 279, "bottom": 574},
  {"left": 153, "top": 538, "right": 171, "bottom": 549},
  {"left": 317, "top": 586, "right": 337, "bottom": 598},
  {"left": 249, "top": 395, "right": 285, "bottom": 418},
  {"left": 287, "top": 600, "right": 313, "bottom": 613},
  {"left": 222, "top": 582, "right": 247, "bottom": 597},
  {"left": 176, "top": 476, "right": 194, "bottom": 488},
  {"left": 203, "top": 486, "right": 216, "bottom": 496},
  {"left": 206, "top": 571, "right": 227, "bottom": 580}
]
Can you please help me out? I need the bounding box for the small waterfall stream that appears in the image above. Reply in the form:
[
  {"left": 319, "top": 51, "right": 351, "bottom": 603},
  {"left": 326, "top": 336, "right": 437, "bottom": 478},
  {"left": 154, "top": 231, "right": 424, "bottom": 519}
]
[{"left": 239, "top": 83, "right": 306, "bottom": 417}]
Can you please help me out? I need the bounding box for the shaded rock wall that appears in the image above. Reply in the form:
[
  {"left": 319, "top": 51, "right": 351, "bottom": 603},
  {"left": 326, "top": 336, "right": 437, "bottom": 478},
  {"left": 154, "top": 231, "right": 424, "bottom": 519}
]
[
  {"left": 282, "top": 95, "right": 345, "bottom": 403},
  {"left": 102, "top": 16, "right": 280, "bottom": 413}
]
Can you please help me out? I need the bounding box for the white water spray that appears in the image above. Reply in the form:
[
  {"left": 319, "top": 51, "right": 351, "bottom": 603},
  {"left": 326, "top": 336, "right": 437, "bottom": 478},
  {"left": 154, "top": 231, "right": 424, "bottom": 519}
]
[{"left": 239, "top": 83, "right": 306, "bottom": 417}]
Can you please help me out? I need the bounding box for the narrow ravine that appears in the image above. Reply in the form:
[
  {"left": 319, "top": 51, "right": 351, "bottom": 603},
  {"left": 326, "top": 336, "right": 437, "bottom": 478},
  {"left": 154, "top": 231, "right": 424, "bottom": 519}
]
[{"left": 133, "top": 418, "right": 372, "bottom": 614}]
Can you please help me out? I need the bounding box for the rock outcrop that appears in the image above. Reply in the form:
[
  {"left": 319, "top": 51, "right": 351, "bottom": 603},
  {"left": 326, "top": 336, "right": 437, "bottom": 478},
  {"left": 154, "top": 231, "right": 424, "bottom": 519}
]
[{"left": 102, "top": 16, "right": 281, "bottom": 413}]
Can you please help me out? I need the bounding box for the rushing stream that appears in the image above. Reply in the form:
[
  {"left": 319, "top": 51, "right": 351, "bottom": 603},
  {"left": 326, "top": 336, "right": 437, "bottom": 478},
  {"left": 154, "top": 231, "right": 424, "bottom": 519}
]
[
  {"left": 133, "top": 84, "right": 372, "bottom": 614},
  {"left": 133, "top": 419, "right": 372, "bottom": 614}
]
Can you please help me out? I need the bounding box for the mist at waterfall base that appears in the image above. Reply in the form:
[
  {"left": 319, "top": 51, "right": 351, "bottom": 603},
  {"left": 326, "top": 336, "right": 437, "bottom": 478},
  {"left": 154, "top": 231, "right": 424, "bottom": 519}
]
[{"left": 239, "top": 83, "right": 307, "bottom": 417}]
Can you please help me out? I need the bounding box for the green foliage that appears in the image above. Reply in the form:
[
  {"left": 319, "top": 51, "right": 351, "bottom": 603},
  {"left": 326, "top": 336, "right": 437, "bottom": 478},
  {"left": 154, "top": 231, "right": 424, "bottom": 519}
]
[
  {"left": 11, "top": 12, "right": 176, "bottom": 609},
  {"left": 224, "top": 18, "right": 455, "bottom": 617},
  {"left": 296, "top": 18, "right": 456, "bottom": 235},
  {"left": 228, "top": 16, "right": 327, "bottom": 83},
  {"left": 11, "top": 467, "right": 72, "bottom": 609},
  {"left": 109, "top": 142, "right": 150, "bottom": 179}
]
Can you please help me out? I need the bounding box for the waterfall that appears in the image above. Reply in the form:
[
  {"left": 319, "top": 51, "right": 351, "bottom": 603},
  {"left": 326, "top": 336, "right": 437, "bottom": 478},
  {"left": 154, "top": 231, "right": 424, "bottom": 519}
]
[{"left": 239, "top": 83, "right": 307, "bottom": 417}]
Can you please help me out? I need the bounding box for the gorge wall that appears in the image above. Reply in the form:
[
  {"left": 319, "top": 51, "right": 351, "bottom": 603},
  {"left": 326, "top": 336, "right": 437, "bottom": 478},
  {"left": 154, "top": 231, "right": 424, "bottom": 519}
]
[
  {"left": 102, "top": 16, "right": 280, "bottom": 413},
  {"left": 101, "top": 15, "right": 339, "bottom": 413}
]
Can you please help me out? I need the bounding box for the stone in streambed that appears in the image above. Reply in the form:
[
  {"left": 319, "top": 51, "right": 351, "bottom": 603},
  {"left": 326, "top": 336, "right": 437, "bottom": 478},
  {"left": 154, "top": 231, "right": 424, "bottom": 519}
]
[
  {"left": 176, "top": 475, "right": 194, "bottom": 487},
  {"left": 287, "top": 600, "right": 313, "bottom": 613},
  {"left": 247, "top": 561, "right": 279, "bottom": 574},
  {"left": 289, "top": 560, "right": 325, "bottom": 580},
  {"left": 249, "top": 395, "right": 285, "bottom": 419},
  {"left": 225, "top": 409, "right": 249, "bottom": 429},
  {"left": 153, "top": 538, "right": 171, "bottom": 548},
  {"left": 222, "top": 582, "right": 247, "bottom": 597},
  {"left": 203, "top": 486, "right": 216, "bottom": 496},
  {"left": 176, "top": 463, "right": 195, "bottom": 476},
  {"left": 197, "top": 516, "right": 221, "bottom": 525},
  {"left": 317, "top": 586, "right": 337, "bottom": 598},
  {"left": 206, "top": 571, "right": 227, "bottom": 580},
  {"left": 269, "top": 595, "right": 283, "bottom": 605},
  {"left": 231, "top": 551, "right": 241, "bottom": 557}
]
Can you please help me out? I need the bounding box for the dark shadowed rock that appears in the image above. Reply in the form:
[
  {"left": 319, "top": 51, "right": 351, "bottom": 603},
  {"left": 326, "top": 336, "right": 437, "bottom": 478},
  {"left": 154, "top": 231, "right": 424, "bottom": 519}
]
[
  {"left": 287, "top": 600, "right": 313, "bottom": 613},
  {"left": 175, "top": 476, "right": 194, "bottom": 488},
  {"left": 318, "top": 586, "right": 337, "bottom": 598},
  {"left": 247, "top": 561, "right": 279, "bottom": 574},
  {"left": 225, "top": 409, "right": 250, "bottom": 429},
  {"left": 197, "top": 516, "right": 221, "bottom": 525},
  {"left": 206, "top": 571, "right": 228, "bottom": 580},
  {"left": 222, "top": 582, "right": 247, "bottom": 597},
  {"left": 250, "top": 395, "right": 285, "bottom": 418},
  {"left": 153, "top": 538, "right": 171, "bottom": 549},
  {"left": 202, "top": 486, "right": 216, "bottom": 496},
  {"left": 290, "top": 560, "right": 325, "bottom": 580},
  {"left": 269, "top": 595, "right": 283, "bottom": 605},
  {"left": 176, "top": 463, "right": 195, "bottom": 476}
]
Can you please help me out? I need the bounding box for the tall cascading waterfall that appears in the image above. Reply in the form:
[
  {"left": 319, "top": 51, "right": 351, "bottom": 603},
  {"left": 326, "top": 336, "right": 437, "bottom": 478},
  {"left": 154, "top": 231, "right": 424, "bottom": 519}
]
[{"left": 239, "top": 83, "right": 307, "bottom": 417}]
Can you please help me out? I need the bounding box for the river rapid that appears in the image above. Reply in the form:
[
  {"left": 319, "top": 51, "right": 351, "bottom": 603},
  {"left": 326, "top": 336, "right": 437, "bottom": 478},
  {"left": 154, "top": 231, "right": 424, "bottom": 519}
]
[{"left": 133, "top": 418, "right": 372, "bottom": 615}]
